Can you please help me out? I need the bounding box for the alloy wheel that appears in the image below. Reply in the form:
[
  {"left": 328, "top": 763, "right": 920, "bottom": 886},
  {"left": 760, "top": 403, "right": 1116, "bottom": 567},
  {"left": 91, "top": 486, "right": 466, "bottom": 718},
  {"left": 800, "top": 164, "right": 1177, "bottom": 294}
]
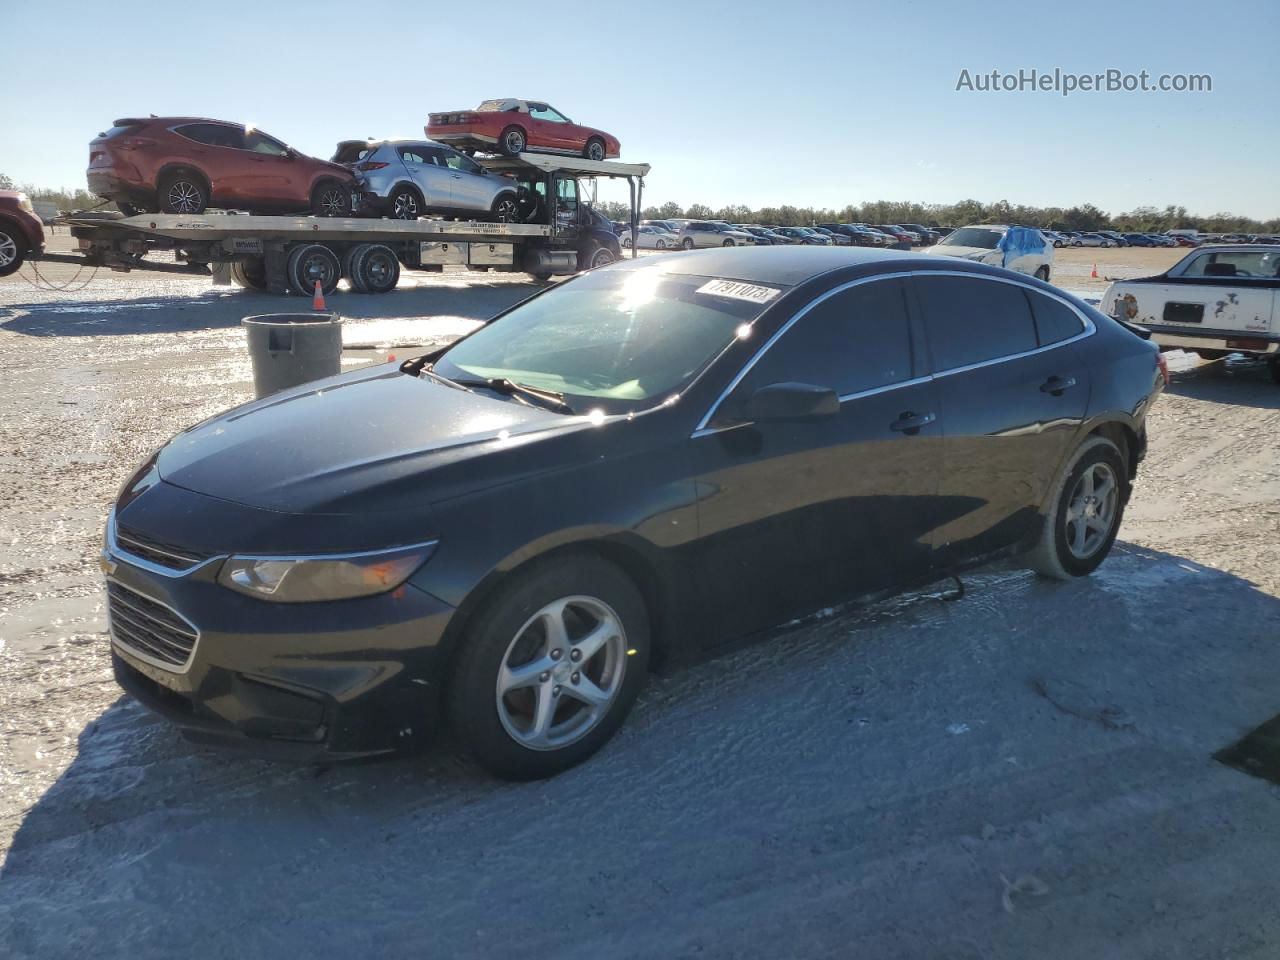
[
  {"left": 587, "top": 141, "right": 605, "bottom": 161},
  {"left": 0, "top": 232, "right": 16, "bottom": 268},
  {"left": 167, "top": 181, "right": 203, "bottom": 213},
  {"left": 392, "top": 193, "right": 419, "bottom": 219},
  {"left": 495, "top": 596, "right": 628, "bottom": 751},
  {"left": 317, "top": 188, "right": 346, "bottom": 216},
  {"left": 1064, "top": 462, "right": 1118, "bottom": 559},
  {"left": 505, "top": 130, "right": 526, "bottom": 154},
  {"left": 494, "top": 197, "right": 519, "bottom": 222}
]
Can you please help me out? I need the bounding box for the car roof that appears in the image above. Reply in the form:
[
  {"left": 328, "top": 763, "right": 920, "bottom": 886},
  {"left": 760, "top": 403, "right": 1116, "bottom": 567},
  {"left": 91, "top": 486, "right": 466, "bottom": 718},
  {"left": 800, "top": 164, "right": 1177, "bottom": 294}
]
[{"left": 605, "top": 246, "right": 1021, "bottom": 287}]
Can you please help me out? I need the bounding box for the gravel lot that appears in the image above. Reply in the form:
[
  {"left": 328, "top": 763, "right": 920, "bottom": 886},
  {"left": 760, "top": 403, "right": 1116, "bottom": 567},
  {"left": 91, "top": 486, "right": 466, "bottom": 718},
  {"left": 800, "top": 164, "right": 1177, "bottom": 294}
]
[{"left": 2, "top": 242, "right": 1278, "bottom": 959}]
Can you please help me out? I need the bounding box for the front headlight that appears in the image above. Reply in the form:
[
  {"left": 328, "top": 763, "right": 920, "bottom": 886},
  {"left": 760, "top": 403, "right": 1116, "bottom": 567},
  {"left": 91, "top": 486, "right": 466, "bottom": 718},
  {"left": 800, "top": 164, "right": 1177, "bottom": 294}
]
[
  {"left": 218, "top": 541, "right": 437, "bottom": 603},
  {"left": 17, "top": 193, "right": 35, "bottom": 214}
]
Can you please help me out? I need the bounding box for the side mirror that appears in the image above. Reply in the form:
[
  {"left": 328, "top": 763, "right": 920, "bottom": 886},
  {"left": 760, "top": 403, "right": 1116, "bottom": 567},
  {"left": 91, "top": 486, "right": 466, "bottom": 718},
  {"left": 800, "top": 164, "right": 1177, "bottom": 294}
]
[
  {"left": 285, "top": 147, "right": 297, "bottom": 159},
  {"left": 743, "top": 382, "right": 840, "bottom": 422}
]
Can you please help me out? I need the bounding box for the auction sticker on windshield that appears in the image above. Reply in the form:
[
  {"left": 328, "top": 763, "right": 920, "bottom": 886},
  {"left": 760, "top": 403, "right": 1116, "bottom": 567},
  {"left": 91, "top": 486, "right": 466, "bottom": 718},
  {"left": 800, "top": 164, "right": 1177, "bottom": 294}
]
[{"left": 696, "top": 279, "right": 782, "bottom": 304}]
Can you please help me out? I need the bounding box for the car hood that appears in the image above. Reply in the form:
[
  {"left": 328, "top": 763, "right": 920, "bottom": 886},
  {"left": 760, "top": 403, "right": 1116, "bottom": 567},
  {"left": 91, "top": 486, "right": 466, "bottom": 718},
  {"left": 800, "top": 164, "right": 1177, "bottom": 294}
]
[
  {"left": 923, "top": 244, "right": 996, "bottom": 258},
  {"left": 156, "top": 365, "right": 594, "bottom": 515}
]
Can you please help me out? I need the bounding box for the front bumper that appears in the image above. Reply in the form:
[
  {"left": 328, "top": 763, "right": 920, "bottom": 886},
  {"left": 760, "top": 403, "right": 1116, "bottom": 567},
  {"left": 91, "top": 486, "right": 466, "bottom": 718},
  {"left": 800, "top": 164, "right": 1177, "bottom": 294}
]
[{"left": 104, "top": 521, "right": 456, "bottom": 761}]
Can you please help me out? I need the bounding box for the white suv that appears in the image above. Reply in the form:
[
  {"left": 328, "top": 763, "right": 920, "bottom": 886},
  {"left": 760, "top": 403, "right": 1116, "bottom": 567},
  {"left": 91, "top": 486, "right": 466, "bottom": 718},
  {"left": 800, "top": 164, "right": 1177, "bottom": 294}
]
[{"left": 922, "top": 224, "right": 1054, "bottom": 282}]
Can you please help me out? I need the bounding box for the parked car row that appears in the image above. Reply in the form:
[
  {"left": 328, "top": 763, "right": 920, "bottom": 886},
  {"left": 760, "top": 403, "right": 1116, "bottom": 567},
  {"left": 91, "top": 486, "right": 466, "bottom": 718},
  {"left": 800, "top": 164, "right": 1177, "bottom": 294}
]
[
  {"left": 614, "top": 219, "right": 957, "bottom": 252},
  {"left": 87, "top": 101, "right": 622, "bottom": 220}
]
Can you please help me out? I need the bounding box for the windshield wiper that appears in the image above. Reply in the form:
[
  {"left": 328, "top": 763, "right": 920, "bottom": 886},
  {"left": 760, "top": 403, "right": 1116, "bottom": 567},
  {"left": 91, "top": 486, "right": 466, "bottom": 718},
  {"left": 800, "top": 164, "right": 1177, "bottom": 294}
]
[
  {"left": 453, "top": 377, "right": 575, "bottom": 414},
  {"left": 419, "top": 363, "right": 473, "bottom": 392}
]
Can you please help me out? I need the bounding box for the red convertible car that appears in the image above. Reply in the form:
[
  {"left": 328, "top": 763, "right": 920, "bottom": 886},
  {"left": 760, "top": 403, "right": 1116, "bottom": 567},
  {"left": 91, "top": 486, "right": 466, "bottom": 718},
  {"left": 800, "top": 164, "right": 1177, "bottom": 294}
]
[{"left": 427, "top": 100, "right": 621, "bottom": 160}]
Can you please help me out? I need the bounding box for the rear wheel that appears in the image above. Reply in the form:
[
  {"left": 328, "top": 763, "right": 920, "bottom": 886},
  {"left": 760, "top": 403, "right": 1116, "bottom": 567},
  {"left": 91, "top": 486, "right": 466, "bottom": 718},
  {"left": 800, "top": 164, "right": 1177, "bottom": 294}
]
[
  {"left": 655, "top": 238, "right": 666, "bottom": 249},
  {"left": 447, "top": 554, "right": 651, "bottom": 780},
  {"left": 388, "top": 185, "right": 423, "bottom": 220},
  {"left": 499, "top": 126, "right": 527, "bottom": 157},
  {"left": 229, "top": 258, "right": 267, "bottom": 291},
  {"left": 285, "top": 243, "right": 341, "bottom": 296},
  {"left": 343, "top": 244, "right": 370, "bottom": 293},
  {"left": 158, "top": 171, "right": 207, "bottom": 214},
  {"left": 584, "top": 138, "right": 606, "bottom": 162},
  {"left": 311, "top": 181, "right": 350, "bottom": 217},
  {"left": 352, "top": 243, "right": 400, "bottom": 293},
  {"left": 1025, "top": 436, "right": 1126, "bottom": 580},
  {"left": 0, "top": 224, "right": 27, "bottom": 277}
]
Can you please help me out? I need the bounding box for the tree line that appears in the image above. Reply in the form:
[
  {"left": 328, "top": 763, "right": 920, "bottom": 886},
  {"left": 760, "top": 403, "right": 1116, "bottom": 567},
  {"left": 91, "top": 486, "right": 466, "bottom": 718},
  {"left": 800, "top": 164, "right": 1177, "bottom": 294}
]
[
  {"left": 4, "top": 172, "right": 1274, "bottom": 235},
  {"left": 597, "top": 198, "right": 1280, "bottom": 235}
]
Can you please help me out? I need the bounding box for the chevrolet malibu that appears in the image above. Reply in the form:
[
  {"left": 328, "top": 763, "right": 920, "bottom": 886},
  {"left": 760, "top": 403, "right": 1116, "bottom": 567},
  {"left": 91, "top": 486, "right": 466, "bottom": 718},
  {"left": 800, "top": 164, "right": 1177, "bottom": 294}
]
[{"left": 104, "top": 248, "right": 1163, "bottom": 780}]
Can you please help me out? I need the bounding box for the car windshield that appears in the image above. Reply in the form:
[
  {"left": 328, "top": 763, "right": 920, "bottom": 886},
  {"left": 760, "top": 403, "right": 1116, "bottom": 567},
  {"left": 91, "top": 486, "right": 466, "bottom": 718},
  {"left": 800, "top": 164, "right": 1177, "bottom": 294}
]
[
  {"left": 431, "top": 269, "right": 786, "bottom": 414},
  {"left": 940, "top": 227, "right": 1003, "bottom": 249}
]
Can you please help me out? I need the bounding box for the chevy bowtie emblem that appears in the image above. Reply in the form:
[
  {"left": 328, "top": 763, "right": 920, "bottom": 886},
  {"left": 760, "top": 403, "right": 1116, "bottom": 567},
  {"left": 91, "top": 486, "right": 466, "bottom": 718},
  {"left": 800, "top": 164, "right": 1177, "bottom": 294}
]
[{"left": 100, "top": 550, "right": 118, "bottom": 576}]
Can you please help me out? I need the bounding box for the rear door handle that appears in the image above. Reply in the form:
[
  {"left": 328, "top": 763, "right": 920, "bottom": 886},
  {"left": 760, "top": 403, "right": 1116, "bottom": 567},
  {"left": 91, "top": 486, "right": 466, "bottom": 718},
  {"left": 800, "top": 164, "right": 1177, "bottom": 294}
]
[
  {"left": 1040, "top": 375, "right": 1078, "bottom": 396},
  {"left": 890, "top": 411, "right": 936, "bottom": 434}
]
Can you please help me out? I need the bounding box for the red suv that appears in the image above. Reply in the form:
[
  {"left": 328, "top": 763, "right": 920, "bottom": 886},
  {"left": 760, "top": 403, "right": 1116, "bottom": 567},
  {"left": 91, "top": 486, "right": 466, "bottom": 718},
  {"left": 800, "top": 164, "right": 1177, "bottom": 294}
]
[
  {"left": 0, "top": 191, "right": 46, "bottom": 277},
  {"left": 87, "top": 118, "right": 355, "bottom": 216}
]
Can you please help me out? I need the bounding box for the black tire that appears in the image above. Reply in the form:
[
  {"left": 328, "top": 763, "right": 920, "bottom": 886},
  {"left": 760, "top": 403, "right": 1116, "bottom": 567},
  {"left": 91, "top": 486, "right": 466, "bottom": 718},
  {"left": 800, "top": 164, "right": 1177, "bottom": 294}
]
[
  {"left": 388, "top": 185, "right": 424, "bottom": 221},
  {"left": 1025, "top": 435, "right": 1127, "bottom": 580},
  {"left": 499, "top": 125, "right": 527, "bottom": 157},
  {"left": 116, "top": 202, "right": 145, "bottom": 217},
  {"left": 681, "top": 237, "right": 694, "bottom": 250},
  {"left": 352, "top": 243, "right": 400, "bottom": 293},
  {"left": 0, "top": 222, "right": 27, "bottom": 277},
  {"left": 311, "top": 181, "right": 351, "bottom": 217},
  {"left": 581, "top": 245, "right": 616, "bottom": 270},
  {"left": 343, "top": 244, "right": 370, "bottom": 293},
  {"left": 722, "top": 239, "right": 734, "bottom": 247},
  {"left": 491, "top": 193, "right": 519, "bottom": 223},
  {"left": 447, "top": 553, "right": 651, "bottom": 780},
  {"left": 229, "top": 258, "right": 267, "bottom": 291},
  {"left": 584, "top": 138, "right": 606, "bottom": 162},
  {"left": 1034, "top": 265, "right": 1050, "bottom": 282},
  {"left": 655, "top": 238, "right": 666, "bottom": 249},
  {"left": 529, "top": 271, "right": 553, "bottom": 282},
  {"left": 158, "top": 170, "right": 208, "bottom": 214},
  {"left": 1268, "top": 358, "right": 1280, "bottom": 385},
  {"left": 285, "top": 243, "right": 341, "bottom": 296}
]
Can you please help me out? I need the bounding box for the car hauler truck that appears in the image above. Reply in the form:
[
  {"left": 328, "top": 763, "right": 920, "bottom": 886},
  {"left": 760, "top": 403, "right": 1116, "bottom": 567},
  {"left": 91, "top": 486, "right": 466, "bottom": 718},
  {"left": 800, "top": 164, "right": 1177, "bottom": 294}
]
[{"left": 56, "top": 154, "right": 648, "bottom": 293}]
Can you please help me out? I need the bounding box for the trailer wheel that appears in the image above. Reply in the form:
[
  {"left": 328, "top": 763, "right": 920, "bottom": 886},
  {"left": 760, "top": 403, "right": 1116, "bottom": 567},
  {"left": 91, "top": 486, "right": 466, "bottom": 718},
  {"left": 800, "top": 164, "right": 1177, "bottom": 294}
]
[
  {"left": 0, "top": 223, "right": 27, "bottom": 277},
  {"left": 311, "top": 181, "right": 351, "bottom": 217},
  {"left": 158, "top": 170, "right": 208, "bottom": 214},
  {"left": 286, "top": 243, "right": 341, "bottom": 296},
  {"left": 343, "top": 244, "right": 369, "bottom": 293},
  {"left": 499, "top": 126, "right": 527, "bottom": 157},
  {"left": 230, "top": 258, "right": 268, "bottom": 291},
  {"left": 352, "top": 243, "right": 400, "bottom": 294}
]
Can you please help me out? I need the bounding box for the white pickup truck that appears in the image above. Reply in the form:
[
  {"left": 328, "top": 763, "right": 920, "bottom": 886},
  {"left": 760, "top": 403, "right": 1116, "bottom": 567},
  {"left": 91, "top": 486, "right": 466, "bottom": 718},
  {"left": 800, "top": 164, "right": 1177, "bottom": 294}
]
[{"left": 1100, "top": 245, "right": 1280, "bottom": 381}]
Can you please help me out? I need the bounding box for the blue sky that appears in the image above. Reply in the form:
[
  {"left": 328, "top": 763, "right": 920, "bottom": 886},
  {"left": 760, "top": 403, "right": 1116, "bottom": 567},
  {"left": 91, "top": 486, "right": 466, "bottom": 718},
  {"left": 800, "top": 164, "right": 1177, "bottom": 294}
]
[{"left": 4, "top": 0, "right": 1277, "bottom": 218}]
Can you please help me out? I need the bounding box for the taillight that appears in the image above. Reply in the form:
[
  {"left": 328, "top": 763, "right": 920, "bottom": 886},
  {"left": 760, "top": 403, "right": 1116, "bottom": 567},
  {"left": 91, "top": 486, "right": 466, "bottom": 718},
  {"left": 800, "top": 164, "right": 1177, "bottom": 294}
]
[
  {"left": 1155, "top": 351, "right": 1169, "bottom": 385},
  {"left": 356, "top": 161, "right": 390, "bottom": 171}
]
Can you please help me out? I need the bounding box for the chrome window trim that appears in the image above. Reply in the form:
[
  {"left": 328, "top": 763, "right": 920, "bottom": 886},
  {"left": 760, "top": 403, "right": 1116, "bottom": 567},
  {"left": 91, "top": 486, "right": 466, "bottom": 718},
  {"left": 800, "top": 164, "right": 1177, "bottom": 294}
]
[
  {"left": 920, "top": 270, "right": 1096, "bottom": 378},
  {"left": 105, "top": 512, "right": 226, "bottom": 579},
  {"left": 221, "top": 540, "right": 440, "bottom": 565},
  {"left": 107, "top": 578, "right": 201, "bottom": 675},
  {"left": 690, "top": 268, "right": 1096, "bottom": 437}
]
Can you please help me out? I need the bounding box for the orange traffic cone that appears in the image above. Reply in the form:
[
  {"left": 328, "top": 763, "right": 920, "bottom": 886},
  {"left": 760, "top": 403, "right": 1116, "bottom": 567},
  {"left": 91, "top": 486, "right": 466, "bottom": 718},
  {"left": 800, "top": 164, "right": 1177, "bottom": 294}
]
[
  {"left": 312, "top": 279, "right": 326, "bottom": 310},
  {"left": 1090, "top": 263, "right": 1098, "bottom": 279}
]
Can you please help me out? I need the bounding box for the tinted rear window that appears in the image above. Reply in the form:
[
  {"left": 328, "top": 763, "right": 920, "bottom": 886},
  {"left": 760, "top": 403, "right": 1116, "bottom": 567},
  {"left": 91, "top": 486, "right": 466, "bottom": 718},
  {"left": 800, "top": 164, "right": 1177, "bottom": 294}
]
[
  {"left": 915, "top": 275, "right": 1037, "bottom": 370},
  {"left": 1026, "top": 290, "right": 1085, "bottom": 345},
  {"left": 333, "top": 142, "right": 376, "bottom": 163},
  {"left": 175, "top": 123, "right": 244, "bottom": 149}
]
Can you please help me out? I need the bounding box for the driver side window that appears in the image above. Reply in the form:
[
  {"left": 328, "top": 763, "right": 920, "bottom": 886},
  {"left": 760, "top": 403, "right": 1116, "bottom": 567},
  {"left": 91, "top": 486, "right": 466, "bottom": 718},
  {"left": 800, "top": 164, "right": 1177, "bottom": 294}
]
[
  {"left": 529, "top": 104, "right": 568, "bottom": 123},
  {"left": 716, "top": 279, "right": 915, "bottom": 425},
  {"left": 444, "top": 151, "right": 483, "bottom": 175}
]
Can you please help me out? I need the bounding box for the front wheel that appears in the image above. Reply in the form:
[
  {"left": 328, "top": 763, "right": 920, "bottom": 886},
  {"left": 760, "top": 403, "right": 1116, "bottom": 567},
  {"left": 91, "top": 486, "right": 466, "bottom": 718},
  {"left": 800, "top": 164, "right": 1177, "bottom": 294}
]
[
  {"left": 583, "top": 246, "right": 616, "bottom": 270},
  {"left": 0, "top": 224, "right": 27, "bottom": 277},
  {"left": 1034, "top": 265, "right": 1050, "bottom": 282},
  {"left": 682, "top": 237, "right": 694, "bottom": 250},
  {"left": 584, "top": 138, "right": 606, "bottom": 162},
  {"left": 447, "top": 554, "right": 651, "bottom": 780},
  {"left": 388, "top": 185, "right": 423, "bottom": 221},
  {"left": 491, "top": 194, "right": 519, "bottom": 223},
  {"left": 1025, "top": 436, "right": 1126, "bottom": 580}
]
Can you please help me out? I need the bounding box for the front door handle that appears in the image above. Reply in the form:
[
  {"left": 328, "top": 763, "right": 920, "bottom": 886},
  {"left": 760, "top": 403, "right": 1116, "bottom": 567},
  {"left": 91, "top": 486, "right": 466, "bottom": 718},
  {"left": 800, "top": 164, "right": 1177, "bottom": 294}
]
[
  {"left": 890, "top": 411, "right": 936, "bottom": 434},
  {"left": 1040, "top": 375, "right": 1078, "bottom": 396}
]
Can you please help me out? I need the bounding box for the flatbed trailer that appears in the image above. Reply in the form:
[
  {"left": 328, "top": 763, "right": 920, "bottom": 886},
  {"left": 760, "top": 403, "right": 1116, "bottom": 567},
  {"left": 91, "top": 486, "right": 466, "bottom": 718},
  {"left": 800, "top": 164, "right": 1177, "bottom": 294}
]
[{"left": 56, "top": 154, "right": 649, "bottom": 294}]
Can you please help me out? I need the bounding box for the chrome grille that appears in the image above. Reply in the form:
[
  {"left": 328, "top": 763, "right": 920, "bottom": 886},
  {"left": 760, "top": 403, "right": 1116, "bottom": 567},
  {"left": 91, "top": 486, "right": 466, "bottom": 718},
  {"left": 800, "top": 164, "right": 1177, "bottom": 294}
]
[
  {"left": 107, "top": 581, "right": 199, "bottom": 670},
  {"left": 114, "top": 523, "right": 215, "bottom": 572}
]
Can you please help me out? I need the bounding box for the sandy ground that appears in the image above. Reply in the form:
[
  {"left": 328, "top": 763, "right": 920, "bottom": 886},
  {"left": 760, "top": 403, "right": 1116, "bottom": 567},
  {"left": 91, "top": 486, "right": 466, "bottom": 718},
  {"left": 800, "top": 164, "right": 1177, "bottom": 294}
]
[{"left": 1, "top": 241, "right": 1278, "bottom": 959}]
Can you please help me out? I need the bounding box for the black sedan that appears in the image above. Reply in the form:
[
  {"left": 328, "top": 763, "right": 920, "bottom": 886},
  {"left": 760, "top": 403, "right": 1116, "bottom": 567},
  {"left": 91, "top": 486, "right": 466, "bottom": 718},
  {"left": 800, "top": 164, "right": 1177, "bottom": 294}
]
[{"left": 103, "top": 248, "right": 1164, "bottom": 780}]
